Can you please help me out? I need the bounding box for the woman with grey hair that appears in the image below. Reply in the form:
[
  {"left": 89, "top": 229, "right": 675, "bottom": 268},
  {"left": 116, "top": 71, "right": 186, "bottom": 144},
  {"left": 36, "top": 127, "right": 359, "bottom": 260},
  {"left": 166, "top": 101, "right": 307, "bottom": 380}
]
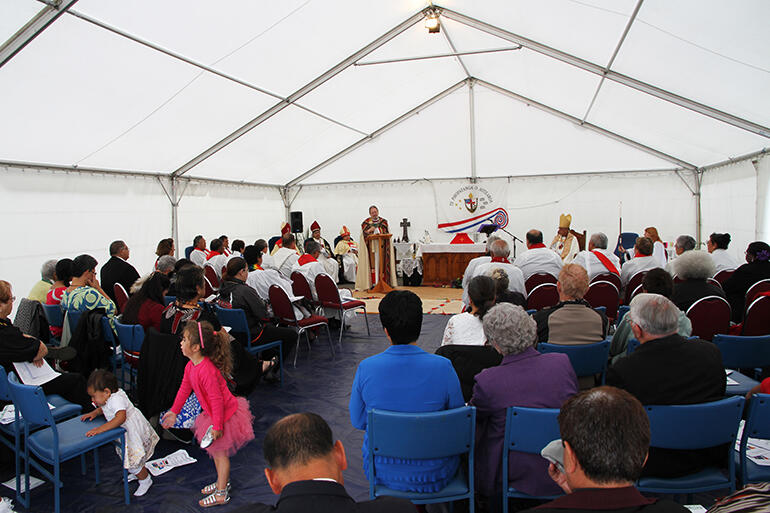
[
  {"left": 670, "top": 250, "right": 725, "bottom": 312},
  {"left": 27, "top": 259, "right": 57, "bottom": 303},
  {"left": 469, "top": 303, "right": 578, "bottom": 506}
]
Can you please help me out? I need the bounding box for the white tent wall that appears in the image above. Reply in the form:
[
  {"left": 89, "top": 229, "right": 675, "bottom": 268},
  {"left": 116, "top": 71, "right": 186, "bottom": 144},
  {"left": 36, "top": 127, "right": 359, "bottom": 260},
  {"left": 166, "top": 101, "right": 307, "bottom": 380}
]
[
  {"left": 755, "top": 156, "right": 770, "bottom": 244},
  {"left": 701, "top": 159, "right": 759, "bottom": 263},
  {"left": 293, "top": 170, "right": 695, "bottom": 254}
]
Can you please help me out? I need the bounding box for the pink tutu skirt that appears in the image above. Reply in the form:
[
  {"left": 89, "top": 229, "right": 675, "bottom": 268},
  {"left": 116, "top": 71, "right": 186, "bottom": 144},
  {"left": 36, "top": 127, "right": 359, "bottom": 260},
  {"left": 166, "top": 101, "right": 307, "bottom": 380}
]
[{"left": 193, "top": 396, "right": 254, "bottom": 458}]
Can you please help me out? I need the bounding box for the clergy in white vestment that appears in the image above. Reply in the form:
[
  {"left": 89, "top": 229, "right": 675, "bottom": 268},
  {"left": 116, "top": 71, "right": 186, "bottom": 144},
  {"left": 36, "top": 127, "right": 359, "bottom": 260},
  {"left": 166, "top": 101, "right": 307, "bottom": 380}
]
[
  {"left": 243, "top": 244, "right": 309, "bottom": 319},
  {"left": 225, "top": 239, "right": 245, "bottom": 262},
  {"left": 620, "top": 236, "right": 662, "bottom": 290},
  {"left": 664, "top": 235, "right": 696, "bottom": 276},
  {"left": 460, "top": 235, "right": 497, "bottom": 306},
  {"left": 255, "top": 239, "right": 277, "bottom": 270},
  {"left": 571, "top": 232, "right": 621, "bottom": 281},
  {"left": 204, "top": 238, "right": 228, "bottom": 280},
  {"left": 473, "top": 239, "right": 526, "bottom": 296},
  {"left": 309, "top": 220, "right": 340, "bottom": 283},
  {"left": 513, "top": 230, "right": 563, "bottom": 281},
  {"left": 189, "top": 235, "right": 209, "bottom": 267},
  {"left": 334, "top": 226, "right": 359, "bottom": 283},
  {"left": 293, "top": 239, "right": 355, "bottom": 322},
  {"left": 707, "top": 232, "right": 740, "bottom": 274},
  {"left": 549, "top": 213, "right": 579, "bottom": 263},
  {"left": 273, "top": 234, "right": 301, "bottom": 279}
]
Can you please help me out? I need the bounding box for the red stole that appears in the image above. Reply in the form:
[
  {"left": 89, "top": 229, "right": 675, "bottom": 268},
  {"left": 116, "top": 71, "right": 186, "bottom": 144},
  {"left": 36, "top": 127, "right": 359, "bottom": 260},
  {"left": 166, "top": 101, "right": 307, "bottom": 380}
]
[
  {"left": 592, "top": 250, "right": 619, "bottom": 275},
  {"left": 491, "top": 257, "right": 511, "bottom": 264},
  {"left": 206, "top": 251, "right": 220, "bottom": 261},
  {"left": 634, "top": 254, "right": 651, "bottom": 259},
  {"left": 529, "top": 243, "right": 546, "bottom": 249},
  {"left": 298, "top": 254, "right": 317, "bottom": 266}
]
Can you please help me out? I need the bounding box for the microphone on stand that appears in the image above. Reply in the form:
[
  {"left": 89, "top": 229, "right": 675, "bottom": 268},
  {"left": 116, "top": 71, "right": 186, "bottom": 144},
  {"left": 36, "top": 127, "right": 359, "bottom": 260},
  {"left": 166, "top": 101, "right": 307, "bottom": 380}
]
[{"left": 478, "top": 224, "right": 524, "bottom": 258}]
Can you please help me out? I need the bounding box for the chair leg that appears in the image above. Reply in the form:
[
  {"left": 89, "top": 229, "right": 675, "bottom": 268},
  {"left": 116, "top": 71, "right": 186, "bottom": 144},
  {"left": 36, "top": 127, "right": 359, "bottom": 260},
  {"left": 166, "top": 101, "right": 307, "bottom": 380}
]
[
  {"left": 121, "top": 434, "right": 130, "bottom": 505},
  {"left": 325, "top": 324, "right": 334, "bottom": 357},
  {"left": 293, "top": 331, "right": 302, "bottom": 367},
  {"left": 54, "top": 458, "right": 60, "bottom": 513},
  {"left": 363, "top": 306, "right": 370, "bottom": 335},
  {"left": 338, "top": 309, "right": 345, "bottom": 347},
  {"left": 94, "top": 448, "right": 100, "bottom": 484}
]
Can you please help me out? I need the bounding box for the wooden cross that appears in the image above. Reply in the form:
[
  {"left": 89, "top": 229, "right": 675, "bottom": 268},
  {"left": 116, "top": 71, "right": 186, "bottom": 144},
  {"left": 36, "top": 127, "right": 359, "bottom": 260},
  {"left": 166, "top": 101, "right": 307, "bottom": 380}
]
[{"left": 400, "top": 218, "right": 411, "bottom": 243}]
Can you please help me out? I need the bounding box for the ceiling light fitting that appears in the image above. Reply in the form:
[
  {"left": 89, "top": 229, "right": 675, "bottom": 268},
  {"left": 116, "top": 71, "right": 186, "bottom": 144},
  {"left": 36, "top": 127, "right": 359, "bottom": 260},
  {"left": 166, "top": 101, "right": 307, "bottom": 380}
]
[{"left": 425, "top": 10, "right": 440, "bottom": 33}]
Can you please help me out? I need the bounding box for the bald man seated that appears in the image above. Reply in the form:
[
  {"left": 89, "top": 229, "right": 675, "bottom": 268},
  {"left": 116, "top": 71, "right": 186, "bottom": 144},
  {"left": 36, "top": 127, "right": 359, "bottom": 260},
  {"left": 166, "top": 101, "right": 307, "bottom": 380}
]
[{"left": 238, "top": 413, "right": 413, "bottom": 513}]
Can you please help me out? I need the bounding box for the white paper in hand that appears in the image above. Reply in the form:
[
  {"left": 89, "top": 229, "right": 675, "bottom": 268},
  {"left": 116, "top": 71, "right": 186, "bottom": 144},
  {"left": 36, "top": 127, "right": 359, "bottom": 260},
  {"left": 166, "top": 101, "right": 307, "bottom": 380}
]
[{"left": 13, "top": 360, "right": 60, "bottom": 386}]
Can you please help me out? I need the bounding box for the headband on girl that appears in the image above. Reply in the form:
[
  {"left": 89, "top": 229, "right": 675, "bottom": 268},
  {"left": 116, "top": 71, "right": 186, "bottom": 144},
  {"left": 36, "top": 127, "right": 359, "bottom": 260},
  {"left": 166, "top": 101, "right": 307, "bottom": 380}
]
[{"left": 197, "top": 321, "right": 205, "bottom": 349}]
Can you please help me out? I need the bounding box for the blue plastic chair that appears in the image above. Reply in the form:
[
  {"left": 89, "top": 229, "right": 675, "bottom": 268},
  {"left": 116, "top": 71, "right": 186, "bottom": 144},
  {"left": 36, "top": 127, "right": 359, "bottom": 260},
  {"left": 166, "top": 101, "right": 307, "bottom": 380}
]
[
  {"left": 503, "top": 407, "right": 563, "bottom": 512},
  {"left": 737, "top": 394, "right": 770, "bottom": 486},
  {"left": 41, "top": 304, "right": 64, "bottom": 345},
  {"left": 184, "top": 245, "right": 193, "bottom": 260},
  {"left": 593, "top": 306, "right": 607, "bottom": 316},
  {"left": 367, "top": 407, "right": 476, "bottom": 512},
  {"left": 637, "top": 396, "right": 745, "bottom": 496},
  {"left": 7, "top": 373, "right": 130, "bottom": 513},
  {"left": 627, "top": 338, "right": 641, "bottom": 355},
  {"left": 537, "top": 340, "right": 611, "bottom": 384},
  {"left": 617, "top": 305, "right": 630, "bottom": 325},
  {"left": 65, "top": 309, "right": 82, "bottom": 334},
  {"left": 214, "top": 305, "right": 283, "bottom": 386},
  {"left": 114, "top": 321, "right": 145, "bottom": 393},
  {"left": 713, "top": 334, "right": 770, "bottom": 372}
]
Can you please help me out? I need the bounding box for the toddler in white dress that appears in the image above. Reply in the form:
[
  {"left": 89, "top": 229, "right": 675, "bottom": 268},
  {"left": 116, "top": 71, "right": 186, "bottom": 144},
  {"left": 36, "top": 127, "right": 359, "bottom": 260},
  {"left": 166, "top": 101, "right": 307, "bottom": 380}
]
[{"left": 81, "top": 370, "right": 159, "bottom": 497}]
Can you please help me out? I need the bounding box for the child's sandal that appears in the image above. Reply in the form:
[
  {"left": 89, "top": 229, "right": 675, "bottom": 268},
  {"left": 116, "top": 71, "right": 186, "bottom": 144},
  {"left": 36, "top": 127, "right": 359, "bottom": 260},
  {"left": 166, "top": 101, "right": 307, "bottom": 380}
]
[
  {"left": 199, "top": 489, "right": 229, "bottom": 508},
  {"left": 200, "top": 481, "right": 231, "bottom": 495}
]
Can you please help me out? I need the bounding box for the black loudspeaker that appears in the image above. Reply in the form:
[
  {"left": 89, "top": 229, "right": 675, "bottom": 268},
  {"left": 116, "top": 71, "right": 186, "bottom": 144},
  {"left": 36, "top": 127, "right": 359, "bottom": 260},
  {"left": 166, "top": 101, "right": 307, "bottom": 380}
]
[{"left": 290, "top": 211, "right": 303, "bottom": 233}]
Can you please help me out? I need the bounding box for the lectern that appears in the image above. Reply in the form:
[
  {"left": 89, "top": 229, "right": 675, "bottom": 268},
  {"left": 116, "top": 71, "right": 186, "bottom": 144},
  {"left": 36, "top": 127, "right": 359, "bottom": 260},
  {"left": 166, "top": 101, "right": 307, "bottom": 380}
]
[{"left": 365, "top": 233, "right": 394, "bottom": 294}]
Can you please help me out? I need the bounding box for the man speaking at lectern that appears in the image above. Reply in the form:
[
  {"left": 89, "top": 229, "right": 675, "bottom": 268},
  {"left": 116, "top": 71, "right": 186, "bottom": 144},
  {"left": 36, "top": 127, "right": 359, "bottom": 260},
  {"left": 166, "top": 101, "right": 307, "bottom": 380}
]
[{"left": 355, "top": 206, "right": 397, "bottom": 290}]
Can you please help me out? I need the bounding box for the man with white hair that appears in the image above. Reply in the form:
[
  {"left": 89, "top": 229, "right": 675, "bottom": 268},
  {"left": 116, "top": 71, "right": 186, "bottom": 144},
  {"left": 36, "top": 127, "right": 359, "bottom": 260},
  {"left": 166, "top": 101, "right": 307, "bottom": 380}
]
[
  {"left": 670, "top": 250, "right": 725, "bottom": 311},
  {"left": 513, "top": 230, "right": 563, "bottom": 281},
  {"left": 27, "top": 259, "right": 57, "bottom": 303},
  {"left": 607, "top": 293, "right": 725, "bottom": 479},
  {"left": 571, "top": 232, "right": 621, "bottom": 281},
  {"left": 473, "top": 239, "right": 526, "bottom": 296},
  {"left": 664, "top": 235, "right": 696, "bottom": 276},
  {"left": 460, "top": 235, "right": 498, "bottom": 306}
]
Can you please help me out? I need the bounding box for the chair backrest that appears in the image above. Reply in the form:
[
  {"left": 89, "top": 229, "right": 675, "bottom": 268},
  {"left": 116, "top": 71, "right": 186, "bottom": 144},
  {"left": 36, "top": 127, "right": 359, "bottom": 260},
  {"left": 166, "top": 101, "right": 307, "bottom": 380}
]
[
  {"left": 100, "top": 317, "right": 117, "bottom": 349},
  {"left": 742, "top": 295, "right": 770, "bottom": 336},
  {"left": 290, "top": 271, "right": 313, "bottom": 300},
  {"left": 504, "top": 406, "right": 560, "bottom": 456},
  {"left": 706, "top": 277, "right": 723, "bottom": 290},
  {"left": 713, "top": 334, "right": 770, "bottom": 369},
  {"left": 6, "top": 373, "right": 55, "bottom": 428},
  {"left": 113, "top": 283, "right": 129, "bottom": 314},
  {"left": 743, "top": 394, "right": 770, "bottom": 444},
  {"left": 527, "top": 283, "right": 559, "bottom": 311},
  {"left": 624, "top": 271, "right": 648, "bottom": 305},
  {"left": 184, "top": 245, "right": 193, "bottom": 260},
  {"left": 213, "top": 305, "right": 251, "bottom": 342},
  {"left": 538, "top": 340, "right": 611, "bottom": 380},
  {"left": 746, "top": 279, "right": 770, "bottom": 307},
  {"left": 712, "top": 269, "right": 735, "bottom": 287},
  {"left": 615, "top": 232, "right": 639, "bottom": 260},
  {"left": 645, "top": 396, "right": 744, "bottom": 451},
  {"left": 315, "top": 273, "right": 341, "bottom": 306},
  {"left": 0, "top": 367, "right": 11, "bottom": 402},
  {"left": 65, "top": 309, "right": 82, "bottom": 333},
  {"left": 367, "top": 407, "right": 475, "bottom": 460},
  {"left": 41, "top": 303, "right": 64, "bottom": 329},
  {"left": 268, "top": 285, "right": 297, "bottom": 323},
  {"left": 203, "top": 265, "right": 220, "bottom": 289},
  {"left": 617, "top": 305, "right": 630, "bottom": 324},
  {"left": 114, "top": 320, "right": 145, "bottom": 354},
  {"left": 203, "top": 277, "right": 215, "bottom": 298},
  {"left": 591, "top": 272, "right": 621, "bottom": 290},
  {"left": 686, "top": 295, "right": 731, "bottom": 341},
  {"left": 525, "top": 273, "right": 557, "bottom": 295},
  {"left": 584, "top": 281, "right": 620, "bottom": 320}
]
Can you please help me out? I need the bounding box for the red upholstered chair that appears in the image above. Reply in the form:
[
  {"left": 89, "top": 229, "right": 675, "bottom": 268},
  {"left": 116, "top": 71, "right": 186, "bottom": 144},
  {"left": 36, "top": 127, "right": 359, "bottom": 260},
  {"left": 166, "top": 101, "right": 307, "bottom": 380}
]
[
  {"left": 743, "top": 295, "right": 770, "bottom": 336},
  {"left": 525, "top": 273, "right": 557, "bottom": 295},
  {"left": 686, "top": 295, "right": 731, "bottom": 341},
  {"left": 203, "top": 265, "right": 220, "bottom": 290},
  {"left": 746, "top": 279, "right": 770, "bottom": 309},
  {"left": 591, "top": 272, "right": 621, "bottom": 291},
  {"left": 713, "top": 269, "right": 735, "bottom": 287},
  {"left": 113, "top": 283, "right": 129, "bottom": 314},
  {"left": 315, "top": 274, "right": 370, "bottom": 346},
  {"left": 526, "top": 283, "right": 559, "bottom": 311},
  {"left": 706, "top": 277, "right": 723, "bottom": 290},
  {"left": 268, "top": 284, "right": 333, "bottom": 366},
  {"left": 203, "top": 276, "right": 215, "bottom": 298},
  {"left": 623, "top": 271, "right": 648, "bottom": 305},
  {"left": 291, "top": 271, "right": 318, "bottom": 310},
  {"left": 584, "top": 280, "right": 620, "bottom": 321},
  {"left": 673, "top": 275, "right": 684, "bottom": 284}
]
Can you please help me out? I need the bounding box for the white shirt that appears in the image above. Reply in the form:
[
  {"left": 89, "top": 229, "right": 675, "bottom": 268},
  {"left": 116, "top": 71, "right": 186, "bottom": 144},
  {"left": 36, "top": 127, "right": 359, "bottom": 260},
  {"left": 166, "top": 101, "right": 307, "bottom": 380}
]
[
  {"left": 711, "top": 249, "right": 739, "bottom": 274},
  {"left": 205, "top": 253, "right": 228, "bottom": 279},
  {"left": 226, "top": 251, "right": 243, "bottom": 262},
  {"left": 274, "top": 247, "right": 300, "bottom": 279},
  {"left": 473, "top": 261, "right": 526, "bottom": 295},
  {"left": 461, "top": 256, "right": 491, "bottom": 305},
  {"left": 246, "top": 268, "right": 298, "bottom": 302},
  {"left": 261, "top": 251, "right": 277, "bottom": 270},
  {"left": 190, "top": 248, "right": 207, "bottom": 267},
  {"left": 620, "top": 255, "right": 662, "bottom": 289},
  {"left": 572, "top": 249, "right": 621, "bottom": 281},
  {"left": 513, "top": 247, "right": 563, "bottom": 281},
  {"left": 441, "top": 312, "right": 486, "bottom": 347},
  {"left": 652, "top": 240, "right": 668, "bottom": 268},
  {"left": 292, "top": 260, "right": 326, "bottom": 300}
]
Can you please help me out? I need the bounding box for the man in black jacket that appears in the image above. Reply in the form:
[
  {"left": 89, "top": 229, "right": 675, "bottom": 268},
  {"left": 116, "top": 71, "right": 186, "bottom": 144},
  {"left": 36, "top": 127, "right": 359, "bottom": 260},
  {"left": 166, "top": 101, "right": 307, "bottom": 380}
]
[
  {"left": 100, "top": 240, "right": 139, "bottom": 302},
  {"left": 607, "top": 293, "right": 726, "bottom": 478},
  {"left": 237, "top": 413, "right": 413, "bottom": 513}
]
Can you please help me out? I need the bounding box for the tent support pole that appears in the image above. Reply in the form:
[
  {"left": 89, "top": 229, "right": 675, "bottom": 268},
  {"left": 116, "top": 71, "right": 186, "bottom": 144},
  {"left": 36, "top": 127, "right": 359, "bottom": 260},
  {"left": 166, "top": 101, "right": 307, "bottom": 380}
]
[
  {"left": 0, "top": 0, "right": 79, "bottom": 69},
  {"left": 694, "top": 170, "right": 703, "bottom": 247},
  {"left": 469, "top": 79, "right": 478, "bottom": 183},
  {"left": 158, "top": 176, "right": 188, "bottom": 256}
]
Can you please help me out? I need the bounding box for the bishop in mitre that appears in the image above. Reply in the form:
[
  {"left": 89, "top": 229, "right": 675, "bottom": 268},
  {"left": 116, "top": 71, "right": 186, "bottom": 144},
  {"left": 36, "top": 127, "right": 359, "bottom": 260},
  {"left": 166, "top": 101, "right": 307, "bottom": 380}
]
[
  {"left": 334, "top": 226, "right": 359, "bottom": 283},
  {"left": 550, "top": 213, "right": 579, "bottom": 263}
]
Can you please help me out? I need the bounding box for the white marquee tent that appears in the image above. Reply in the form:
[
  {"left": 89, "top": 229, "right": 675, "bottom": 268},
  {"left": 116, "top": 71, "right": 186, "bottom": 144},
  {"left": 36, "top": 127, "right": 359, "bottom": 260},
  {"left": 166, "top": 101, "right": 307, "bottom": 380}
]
[{"left": 1, "top": 0, "right": 768, "bottom": 300}]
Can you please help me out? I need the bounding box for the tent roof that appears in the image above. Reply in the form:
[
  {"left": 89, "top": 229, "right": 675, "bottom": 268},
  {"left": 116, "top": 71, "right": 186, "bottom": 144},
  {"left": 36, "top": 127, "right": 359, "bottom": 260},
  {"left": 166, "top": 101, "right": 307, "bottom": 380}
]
[{"left": 1, "top": 0, "right": 768, "bottom": 186}]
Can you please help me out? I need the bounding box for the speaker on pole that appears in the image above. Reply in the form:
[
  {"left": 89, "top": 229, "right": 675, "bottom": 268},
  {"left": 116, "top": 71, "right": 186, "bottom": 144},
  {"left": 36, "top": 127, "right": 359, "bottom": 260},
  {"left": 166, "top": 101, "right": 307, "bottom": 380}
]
[{"left": 290, "top": 211, "right": 303, "bottom": 233}]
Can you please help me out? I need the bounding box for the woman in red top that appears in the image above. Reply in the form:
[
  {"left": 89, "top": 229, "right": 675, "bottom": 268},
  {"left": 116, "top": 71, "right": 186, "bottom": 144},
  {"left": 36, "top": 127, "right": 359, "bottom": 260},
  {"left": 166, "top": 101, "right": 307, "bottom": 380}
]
[
  {"left": 45, "top": 258, "right": 73, "bottom": 338},
  {"left": 121, "top": 273, "right": 170, "bottom": 331}
]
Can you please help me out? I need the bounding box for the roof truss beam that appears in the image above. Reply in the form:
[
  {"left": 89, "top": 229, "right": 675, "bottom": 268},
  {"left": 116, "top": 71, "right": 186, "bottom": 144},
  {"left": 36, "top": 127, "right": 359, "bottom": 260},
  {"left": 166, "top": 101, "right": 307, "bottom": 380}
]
[
  {"left": 0, "top": 0, "right": 79, "bottom": 69},
  {"left": 439, "top": 5, "right": 770, "bottom": 138},
  {"left": 475, "top": 78, "right": 697, "bottom": 170},
  {"left": 171, "top": 8, "right": 429, "bottom": 178}
]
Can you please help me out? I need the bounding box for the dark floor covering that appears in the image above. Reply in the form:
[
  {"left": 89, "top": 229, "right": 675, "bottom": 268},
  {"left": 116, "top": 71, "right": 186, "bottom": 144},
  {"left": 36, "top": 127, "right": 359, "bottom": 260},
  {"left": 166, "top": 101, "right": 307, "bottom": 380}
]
[{"left": 0, "top": 314, "right": 725, "bottom": 512}]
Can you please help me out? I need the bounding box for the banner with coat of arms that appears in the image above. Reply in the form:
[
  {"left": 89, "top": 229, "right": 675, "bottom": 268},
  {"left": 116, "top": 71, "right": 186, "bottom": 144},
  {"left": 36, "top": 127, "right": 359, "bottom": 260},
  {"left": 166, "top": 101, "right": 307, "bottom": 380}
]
[{"left": 434, "top": 182, "right": 509, "bottom": 234}]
